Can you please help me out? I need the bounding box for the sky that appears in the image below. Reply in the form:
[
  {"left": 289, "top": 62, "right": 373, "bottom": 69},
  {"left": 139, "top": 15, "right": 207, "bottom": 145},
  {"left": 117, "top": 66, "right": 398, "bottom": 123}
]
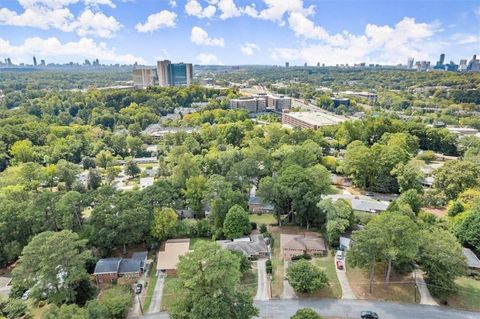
[{"left": 0, "top": 0, "right": 479, "bottom": 66}]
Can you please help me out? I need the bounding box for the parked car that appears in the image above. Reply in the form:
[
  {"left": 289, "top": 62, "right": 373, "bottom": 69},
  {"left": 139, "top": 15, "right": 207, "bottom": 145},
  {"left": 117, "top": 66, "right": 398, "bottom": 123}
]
[
  {"left": 365, "top": 192, "right": 375, "bottom": 197},
  {"left": 21, "top": 290, "right": 30, "bottom": 300},
  {"left": 336, "top": 260, "right": 344, "bottom": 270},
  {"left": 361, "top": 311, "right": 379, "bottom": 319},
  {"left": 336, "top": 250, "right": 344, "bottom": 260},
  {"left": 135, "top": 283, "right": 143, "bottom": 294}
]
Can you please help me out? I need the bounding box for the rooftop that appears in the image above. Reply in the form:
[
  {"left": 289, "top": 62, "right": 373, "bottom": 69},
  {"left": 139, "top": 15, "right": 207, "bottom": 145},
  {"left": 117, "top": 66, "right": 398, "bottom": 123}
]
[
  {"left": 93, "top": 258, "right": 121, "bottom": 274},
  {"left": 280, "top": 234, "right": 327, "bottom": 252},
  {"left": 283, "top": 111, "right": 346, "bottom": 127},
  {"left": 157, "top": 239, "right": 191, "bottom": 271},
  {"left": 463, "top": 248, "right": 480, "bottom": 269}
]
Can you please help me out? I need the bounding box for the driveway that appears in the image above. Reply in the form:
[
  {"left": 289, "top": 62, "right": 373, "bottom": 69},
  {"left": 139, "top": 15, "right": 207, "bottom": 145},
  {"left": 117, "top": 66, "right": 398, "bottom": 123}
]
[
  {"left": 147, "top": 274, "right": 165, "bottom": 313},
  {"left": 281, "top": 261, "right": 297, "bottom": 299},
  {"left": 142, "top": 299, "right": 480, "bottom": 319},
  {"left": 254, "top": 260, "right": 269, "bottom": 301},
  {"left": 129, "top": 274, "right": 147, "bottom": 317},
  {"left": 334, "top": 257, "right": 356, "bottom": 299},
  {"left": 415, "top": 269, "right": 438, "bottom": 306}
]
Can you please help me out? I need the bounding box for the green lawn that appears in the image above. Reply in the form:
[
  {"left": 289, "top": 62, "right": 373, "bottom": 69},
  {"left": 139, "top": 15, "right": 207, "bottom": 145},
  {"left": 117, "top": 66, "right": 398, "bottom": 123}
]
[
  {"left": 249, "top": 213, "right": 277, "bottom": 225},
  {"left": 270, "top": 233, "right": 284, "bottom": 298},
  {"left": 239, "top": 268, "right": 258, "bottom": 298},
  {"left": 161, "top": 276, "right": 179, "bottom": 311},
  {"left": 143, "top": 263, "right": 158, "bottom": 312},
  {"left": 309, "top": 253, "right": 342, "bottom": 299},
  {"left": 446, "top": 276, "right": 480, "bottom": 311}
]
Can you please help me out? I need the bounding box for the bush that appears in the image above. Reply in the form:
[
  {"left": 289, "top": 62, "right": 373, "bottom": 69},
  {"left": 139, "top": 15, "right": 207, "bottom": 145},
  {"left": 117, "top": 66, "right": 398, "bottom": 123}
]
[
  {"left": 2, "top": 299, "right": 28, "bottom": 319},
  {"left": 417, "top": 150, "right": 435, "bottom": 163},
  {"left": 250, "top": 222, "right": 257, "bottom": 230},
  {"left": 292, "top": 253, "right": 312, "bottom": 261},
  {"left": 354, "top": 211, "right": 374, "bottom": 225},
  {"left": 259, "top": 224, "right": 267, "bottom": 234},
  {"left": 286, "top": 260, "right": 328, "bottom": 293},
  {"left": 291, "top": 308, "right": 323, "bottom": 319},
  {"left": 266, "top": 259, "right": 272, "bottom": 274}
]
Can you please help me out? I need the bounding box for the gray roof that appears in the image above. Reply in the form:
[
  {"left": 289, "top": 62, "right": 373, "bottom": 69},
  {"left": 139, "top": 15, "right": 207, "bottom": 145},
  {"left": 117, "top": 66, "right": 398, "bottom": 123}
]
[
  {"left": 248, "top": 196, "right": 274, "bottom": 210},
  {"left": 118, "top": 259, "right": 143, "bottom": 274},
  {"left": 217, "top": 235, "right": 268, "bottom": 257},
  {"left": 132, "top": 251, "right": 148, "bottom": 261},
  {"left": 351, "top": 199, "right": 389, "bottom": 212},
  {"left": 93, "top": 258, "right": 121, "bottom": 274},
  {"left": 463, "top": 248, "right": 480, "bottom": 269}
]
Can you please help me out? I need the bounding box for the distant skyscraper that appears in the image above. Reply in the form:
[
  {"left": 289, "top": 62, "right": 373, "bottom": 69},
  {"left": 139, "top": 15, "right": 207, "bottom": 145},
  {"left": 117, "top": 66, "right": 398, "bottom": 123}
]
[
  {"left": 459, "top": 59, "right": 467, "bottom": 71},
  {"left": 157, "top": 60, "right": 193, "bottom": 87},
  {"left": 434, "top": 53, "right": 446, "bottom": 70},
  {"left": 466, "top": 55, "right": 480, "bottom": 72},
  {"left": 317, "top": 62, "right": 320, "bottom": 67},
  {"left": 133, "top": 66, "right": 158, "bottom": 89},
  {"left": 33, "top": 56, "right": 37, "bottom": 66},
  {"left": 285, "top": 62, "right": 289, "bottom": 68},
  {"left": 40, "top": 59, "right": 45, "bottom": 66},
  {"left": 407, "top": 58, "right": 414, "bottom": 69},
  {"left": 304, "top": 62, "right": 307, "bottom": 67}
]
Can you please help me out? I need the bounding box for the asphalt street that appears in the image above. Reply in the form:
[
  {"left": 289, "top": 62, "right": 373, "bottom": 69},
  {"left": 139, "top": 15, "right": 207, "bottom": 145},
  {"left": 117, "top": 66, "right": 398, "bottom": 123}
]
[{"left": 140, "top": 298, "right": 480, "bottom": 319}]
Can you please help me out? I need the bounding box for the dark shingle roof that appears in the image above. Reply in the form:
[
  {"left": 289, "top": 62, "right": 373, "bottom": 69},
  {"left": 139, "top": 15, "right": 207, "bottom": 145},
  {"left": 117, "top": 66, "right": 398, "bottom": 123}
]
[
  {"left": 94, "top": 258, "right": 121, "bottom": 274},
  {"left": 132, "top": 251, "right": 148, "bottom": 261},
  {"left": 118, "top": 259, "right": 143, "bottom": 274}
]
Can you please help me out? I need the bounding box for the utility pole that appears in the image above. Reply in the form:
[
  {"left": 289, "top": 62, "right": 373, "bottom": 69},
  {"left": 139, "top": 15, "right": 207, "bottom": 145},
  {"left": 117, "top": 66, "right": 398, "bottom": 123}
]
[{"left": 137, "top": 294, "right": 144, "bottom": 315}]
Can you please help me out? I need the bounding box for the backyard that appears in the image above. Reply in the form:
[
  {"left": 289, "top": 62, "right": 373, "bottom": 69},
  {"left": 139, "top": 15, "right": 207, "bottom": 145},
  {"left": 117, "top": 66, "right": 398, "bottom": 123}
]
[{"left": 249, "top": 213, "right": 277, "bottom": 225}]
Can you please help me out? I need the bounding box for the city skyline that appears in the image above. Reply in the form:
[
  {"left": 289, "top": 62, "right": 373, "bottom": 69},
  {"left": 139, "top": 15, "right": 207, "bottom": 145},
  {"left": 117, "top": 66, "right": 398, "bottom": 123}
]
[{"left": 0, "top": 0, "right": 479, "bottom": 66}]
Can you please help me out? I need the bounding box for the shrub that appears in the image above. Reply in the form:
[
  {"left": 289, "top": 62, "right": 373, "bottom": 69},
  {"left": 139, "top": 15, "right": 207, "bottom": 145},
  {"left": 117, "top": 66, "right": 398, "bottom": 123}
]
[
  {"left": 286, "top": 260, "right": 328, "bottom": 293},
  {"left": 291, "top": 308, "right": 323, "bottom": 319},
  {"left": 292, "top": 253, "right": 312, "bottom": 261},
  {"left": 2, "top": 299, "right": 28, "bottom": 319},
  {"left": 266, "top": 259, "right": 272, "bottom": 274},
  {"left": 259, "top": 224, "right": 267, "bottom": 234}
]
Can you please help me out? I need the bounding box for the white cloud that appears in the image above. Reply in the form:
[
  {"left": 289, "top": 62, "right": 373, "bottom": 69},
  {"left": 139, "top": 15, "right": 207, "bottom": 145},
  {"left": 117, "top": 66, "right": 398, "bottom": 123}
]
[
  {"left": 248, "top": 0, "right": 315, "bottom": 24},
  {"left": 450, "top": 33, "right": 480, "bottom": 45},
  {"left": 240, "top": 42, "right": 260, "bottom": 56},
  {"left": 135, "top": 10, "right": 177, "bottom": 32},
  {"left": 190, "top": 26, "right": 224, "bottom": 47},
  {"left": 169, "top": 0, "right": 176, "bottom": 8},
  {"left": 0, "top": 0, "right": 121, "bottom": 37},
  {"left": 272, "top": 17, "right": 442, "bottom": 65},
  {"left": 196, "top": 53, "right": 222, "bottom": 64},
  {"left": 0, "top": 36, "right": 146, "bottom": 64},
  {"left": 71, "top": 9, "right": 121, "bottom": 38},
  {"left": 217, "top": 0, "right": 241, "bottom": 20},
  {"left": 185, "top": 0, "right": 216, "bottom": 19}
]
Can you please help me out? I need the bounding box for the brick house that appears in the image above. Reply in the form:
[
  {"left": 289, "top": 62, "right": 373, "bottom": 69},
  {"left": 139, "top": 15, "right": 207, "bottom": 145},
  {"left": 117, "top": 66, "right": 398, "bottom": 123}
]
[
  {"left": 280, "top": 234, "right": 327, "bottom": 260},
  {"left": 93, "top": 251, "right": 148, "bottom": 285}
]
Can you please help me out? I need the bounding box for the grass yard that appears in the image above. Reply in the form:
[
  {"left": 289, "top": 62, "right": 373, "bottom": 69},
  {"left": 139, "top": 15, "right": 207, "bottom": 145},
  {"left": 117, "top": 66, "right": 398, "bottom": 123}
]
[
  {"left": 143, "top": 262, "right": 158, "bottom": 312},
  {"left": 249, "top": 213, "right": 277, "bottom": 225},
  {"left": 270, "top": 233, "right": 284, "bottom": 298},
  {"left": 161, "top": 276, "right": 179, "bottom": 311},
  {"left": 446, "top": 276, "right": 480, "bottom": 311},
  {"left": 346, "top": 261, "right": 419, "bottom": 304},
  {"left": 239, "top": 268, "right": 258, "bottom": 298},
  {"left": 308, "top": 253, "right": 342, "bottom": 299}
]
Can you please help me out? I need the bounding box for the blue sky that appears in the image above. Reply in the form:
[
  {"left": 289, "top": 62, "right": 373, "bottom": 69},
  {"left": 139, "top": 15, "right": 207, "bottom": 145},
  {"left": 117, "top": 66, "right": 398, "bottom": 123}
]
[{"left": 0, "top": 0, "right": 479, "bottom": 65}]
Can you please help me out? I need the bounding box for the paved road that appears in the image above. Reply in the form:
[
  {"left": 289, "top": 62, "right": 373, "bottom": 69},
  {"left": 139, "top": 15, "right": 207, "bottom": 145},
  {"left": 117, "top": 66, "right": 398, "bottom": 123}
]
[
  {"left": 141, "top": 299, "right": 480, "bottom": 319},
  {"left": 147, "top": 275, "right": 165, "bottom": 313},
  {"left": 254, "top": 260, "right": 269, "bottom": 301},
  {"left": 334, "top": 257, "right": 356, "bottom": 299},
  {"left": 282, "top": 261, "right": 297, "bottom": 299},
  {"left": 415, "top": 270, "right": 438, "bottom": 306}
]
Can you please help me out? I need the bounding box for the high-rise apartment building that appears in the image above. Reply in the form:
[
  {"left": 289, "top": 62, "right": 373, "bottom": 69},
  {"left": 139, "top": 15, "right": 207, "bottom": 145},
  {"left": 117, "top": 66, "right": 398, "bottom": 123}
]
[
  {"left": 407, "top": 58, "right": 414, "bottom": 69},
  {"left": 467, "top": 55, "right": 480, "bottom": 72},
  {"left": 132, "top": 60, "right": 194, "bottom": 88},
  {"left": 133, "top": 66, "right": 158, "bottom": 89},
  {"left": 157, "top": 60, "right": 193, "bottom": 87},
  {"left": 33, "top": 56, "right": 37, "bottom": 66},
  {"left": 459, "top": 59, "right": 467, "bottom": 71}
]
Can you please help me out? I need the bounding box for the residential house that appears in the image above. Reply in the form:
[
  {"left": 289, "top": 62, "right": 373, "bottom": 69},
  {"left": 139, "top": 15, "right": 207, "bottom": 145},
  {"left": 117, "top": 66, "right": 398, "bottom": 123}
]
[
  {"left": 280, "top": 234, "right": 327, "bottom": 260},
  {"left": 217, "top": 234, "right": 269, "bottom": 258},
  {"left": 156, "top": 239, "right": 191, "bottom": 276},
  {"left": 463, "top": 248, "right": 480, "bottom": 273},
  {"left": 93, "top": 251, "right": 148, "bottom": 285},
  {"left": 248, "top": 196, "right": 274, "bottom": 214},
  {"left": 324, "top": 194, "right": 390, "bottom": 213}
]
